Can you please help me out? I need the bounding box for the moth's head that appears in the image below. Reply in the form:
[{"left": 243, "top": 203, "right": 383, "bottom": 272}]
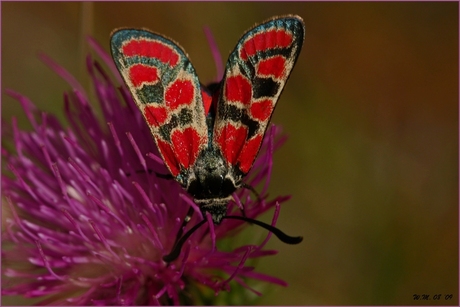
[{"left": 196, "top": 198, "right": 231, "bottom": 224}]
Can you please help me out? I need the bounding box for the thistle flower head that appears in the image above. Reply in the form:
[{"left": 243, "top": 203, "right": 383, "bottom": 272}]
[{"left": 2, "top": 35, "right": 292, "bottom": 305}]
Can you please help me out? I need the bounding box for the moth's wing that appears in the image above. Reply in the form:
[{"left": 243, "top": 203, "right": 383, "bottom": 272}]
[
  {"left": 111, "top": 29, "right": 208, "bottom": 178},
  {"left": 212, "top": 16, "right": 305, "bottom": 175}
]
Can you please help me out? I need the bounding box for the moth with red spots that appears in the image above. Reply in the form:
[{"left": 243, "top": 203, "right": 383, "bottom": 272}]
[{"left": 111, "top": 15, "right": 305, "bottom": 261}]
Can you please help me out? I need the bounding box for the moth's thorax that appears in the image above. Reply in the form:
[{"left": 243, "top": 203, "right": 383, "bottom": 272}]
[{"left": 185, "top": 148, "right": 239, "bottom": 200}]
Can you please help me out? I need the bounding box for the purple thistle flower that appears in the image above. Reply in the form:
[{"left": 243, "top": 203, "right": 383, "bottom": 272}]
[{"left": 2, "top": 33, "right": 295, "bottom": 305}]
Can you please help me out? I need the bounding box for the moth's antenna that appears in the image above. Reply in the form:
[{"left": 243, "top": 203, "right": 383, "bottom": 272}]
[
  {"left": 163, "top": 218, "right": 207, "bottom": 263},
  {"left": 163, "top": 215, "right": 302, "bottom": 263},
  {"left": 223, "top": 215, "right": 303, "bottom": 244}
]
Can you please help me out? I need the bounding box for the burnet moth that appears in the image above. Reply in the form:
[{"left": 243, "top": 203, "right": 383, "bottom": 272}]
[{"left": 110, "top": 15, "right": 305, "bottom": 262}]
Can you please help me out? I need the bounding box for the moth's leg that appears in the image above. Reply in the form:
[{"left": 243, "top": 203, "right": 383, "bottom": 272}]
[
  {"left": 125, "top": 169, "right": 174, "bottom": 180},
  {"left": 242, "top": 183, "right": 261, "bottom": 201},
  {"left": 174, "top": 206, "right": 195, "bottom": 242}
]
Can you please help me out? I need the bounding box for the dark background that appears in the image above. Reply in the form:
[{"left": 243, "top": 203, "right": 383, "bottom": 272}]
[{"left": 2, "top": 2, "right": 458, "bottom": 305}]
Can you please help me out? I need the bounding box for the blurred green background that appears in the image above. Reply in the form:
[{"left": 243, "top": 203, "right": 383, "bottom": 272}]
[{"left": 2, "top": 2, "right": 458, "bottom": 305}]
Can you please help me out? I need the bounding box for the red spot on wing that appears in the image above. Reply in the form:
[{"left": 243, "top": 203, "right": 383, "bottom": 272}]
[
  {"left": 171, "top": 127, "right": 202, "bottom": 169},
  {"left": 129, "top": 64, "right": 159, "bottom": 88},
  {"left": 250, "top": 99, "right": 274, "bottom": 122},
  {"left": 156, "top": 139, "right": 180, "bottom": 176},
  {"left": 216, "top": 124, "right": 248, "bottom": 165},
  {"left": 123, "top": 39, "right": 179, "bottom": 66},
  {"left": 256, "top": 56, "right": 286, "bottom": 79},
  {"left": 144, "top": 105, "right": 167, "bottom": 127},
  {"left": 225, "top": 75, "right": 252, "bottom": 105},
  {"left": 240, "top": 29, "right": 292, "bottom": 60},
  {"left": 165, "top": 79, "right": 195, "bottom": 110},
  {"left": 237, "top": 134, "right": 263, "bottom": 174}
]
